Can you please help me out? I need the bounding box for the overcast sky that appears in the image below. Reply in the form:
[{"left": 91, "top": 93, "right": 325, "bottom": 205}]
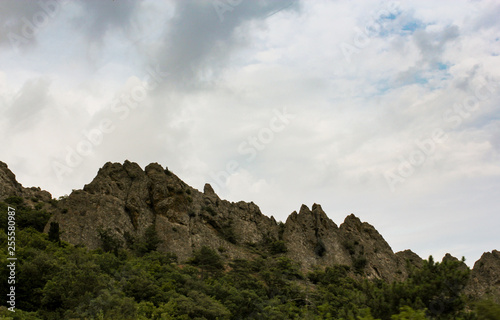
[{"left": 1, "top": 0, "right": 499, "bottom": 266}]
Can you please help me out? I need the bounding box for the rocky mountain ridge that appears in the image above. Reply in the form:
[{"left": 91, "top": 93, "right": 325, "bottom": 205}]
[{"left": 1, "top": 160, "right": 499, "bottom": 300}]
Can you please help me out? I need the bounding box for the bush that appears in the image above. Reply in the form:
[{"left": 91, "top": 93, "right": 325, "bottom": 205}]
[
  {"left": 343, "top": 239, "right": 356, "bottom": 255},
  {"left": 354, "top": 255, "right": 367, "bottom": 273},
  {"left": 270, "top": 240, "right": 287, "bottom": 254},
  {"left": 143, "top": 225, "right": 161, "bottom": 253},
  {"left": 17, "top": 209, "right": 51, "bottom": 232},
  {"left": 48, "top": 222, "right": 60, "bottom": 243},
  {"left": 5, "top": 196, "right": 23, "bottom": 206},
  {"left": 474, "top": 298, "right": 500, "bottom": 320},
  {"left": 315, "top": 238, "right": 326, "bottom": 257},
  {"left": 391, "top": 306, "right": 427, "bottom": 320},
  {"left": 220, "top": 221, "right": 237, "bottom": 244},
  {"left": 0, "top": 201, "right": 51, "bottom": 232},
  {"left": 189, "top": 246, "right": 224, "bottom": 275},
  {"left": 98, "top": 227, "right": 123, "bottom": 255}
]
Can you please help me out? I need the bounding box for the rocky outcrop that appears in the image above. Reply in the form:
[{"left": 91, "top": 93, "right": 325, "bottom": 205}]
[
  {"left": 338, "top": 214, "right": 420, "bottom": 281},
  {"left": 43, "top": 161, "right": 420, "bottom": 279},
  {"left": 283, "top": 204, "right": 351, "bottom": 270},
  {"left": 6, "top": 159, "right": 499, "bottom": 292},
  {"left": 466, "top": 250, "right": 500, "bottom": 302},
  {"left": 0, "top": 161, "right": 52, "bottom": 206},
  {"left": 0, "top": 161, "right": 22, "bottom": 198},
  {"left": 45, "top": 161, "right": 279, "bottom": 262},
  {"left": 396, "top": 249, "right": 424, "bottom": 271},
  {"left": 282, "top": 205, "right": 421, "bottom": 281}
]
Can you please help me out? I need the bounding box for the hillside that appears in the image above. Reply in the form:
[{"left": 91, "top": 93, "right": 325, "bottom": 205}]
[{"left": 1, "top": 160, "right": 499, "bottom": 319}]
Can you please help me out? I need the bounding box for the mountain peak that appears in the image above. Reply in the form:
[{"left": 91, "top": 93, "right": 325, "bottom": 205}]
[
  {"left": 0, "top": 161, "right": 23, "bottom": 199},
  {"left": 467, "top": 250, "right": 500, "bottom": 300},
  {"left": 2, "top": 159, "right": 499, "bottom": 295},
  {"left": 342, "top": 213, "right": 362, "bottom": 226},
  {"left": 203, "top": 183, "right": 216, "bottom": 196},
  {"left": 298, "top": 204, "right": 310, "bottom": 214},
  {"left": 0, "top": 161, "right": 52, "bottom": 204},
  {"left": 311, "top": 203, "right": 325, "bottom": 213}
]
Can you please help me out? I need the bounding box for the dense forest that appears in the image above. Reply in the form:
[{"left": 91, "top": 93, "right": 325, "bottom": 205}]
[{"left": 1, "top": 196, "right": 500, "bottom": 320}]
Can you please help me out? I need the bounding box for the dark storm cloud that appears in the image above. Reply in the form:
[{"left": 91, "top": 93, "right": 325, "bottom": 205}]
[{"left": 152, "top": 0, "right": 299, "bottom": 88}]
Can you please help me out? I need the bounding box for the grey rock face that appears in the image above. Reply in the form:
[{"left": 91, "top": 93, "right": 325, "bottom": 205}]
[
  {"left": 45, "top": 161, "right": 418, "bottom": 280},
  {"left": 283, "top": 204, "right": 349, "bottom": 271},
  {"left": 45, "top": 161, "right": 279, "bottom": 262},
  {"left": 12, "top": 160, "right": 500, "bottom": 289},
  {"left": 0, "top": 161, "right": 52, "bottom": 206},
  {"left": 466, "top": 250, "right": 500, "bottom": 302}
]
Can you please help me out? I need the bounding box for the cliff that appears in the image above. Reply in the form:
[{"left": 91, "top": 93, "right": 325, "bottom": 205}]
[
  {"left": 33, "top": 160, "right": 413, "bottom": 280},
  {"left": 1, "top": 160, "right": 498, "bottom": 293},
  {"left": 0, "top": 161, "right": 52, "bottom": 205},
  {"left": 467, "top": 250, "right": 500, "bottom": 302}
]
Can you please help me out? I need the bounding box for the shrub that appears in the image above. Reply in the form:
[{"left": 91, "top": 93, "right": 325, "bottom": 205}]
[
  {"left": 474, "top": 298, "right": 500, "bottom": 320},
  {"left": 48, "top": 222, "right": 60, "bottom": 243},
  {"left": 143, "top": 225, "right": 161, "bottom": 253},
  {"left": 220, "top": 221, "right": 237, "bottom": 244},
  {"left": 315, "top": 238, "right": 326, "bottom": 257},
  {"left": 0, "top": 201, "right": 51, "bottom": 232},
  {"left": 270, "top": 240, "right": 287, "bottom": 254},
  {"left": 5, "top": 196, "right": 23, "bottom": 206},
  {"left": 18, "top": 209, "right": 51, "bottom": 232},
  {"left": 354, "top": 255, "right": 367, "bottom": 273},
  {"left": 343, "top": 240, "right": 356, "bottom": 255},
  {"left": 391, "top": 306, "right": 427, "bottom": 320},
  {"left": 189, "top": 246, "right": 224, "bottom": 275},
  {"left": 98, "top": 228, "right": 123, "bottom": 255}
]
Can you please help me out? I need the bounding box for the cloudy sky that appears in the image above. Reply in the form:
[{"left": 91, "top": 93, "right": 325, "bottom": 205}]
[{"left": 1, "top": 0, "right": 499, "bottom": 266}]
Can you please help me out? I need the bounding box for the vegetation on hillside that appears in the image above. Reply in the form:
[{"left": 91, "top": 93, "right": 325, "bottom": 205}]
[{"left": 1, "top": 198, "right": 499, "bottom": 319}]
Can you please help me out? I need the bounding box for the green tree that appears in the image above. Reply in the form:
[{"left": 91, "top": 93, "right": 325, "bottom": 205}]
[
  {"left": 73, "top": 288, "right": 137, "bottom": 320},
  {"left": 270, "top": 240, "right": 288, "bottom": 254},
  {"left": 40, "top": 248, "right": 111, "bottom": 315},
  {"left": 406, "top": 256, "right": 470, "bottom": 318},
  {"left": 189, "top": 246, "right": 224, "bottom": 276},
  {"left": 475, "top": 298, "right": 500, "bottom": 320},
  {"left": 357, "top": 308, "right": 381, "bottom": 320},
  {"left": 142, "top": 224, "right": 161, "bottom": 254},
  {"left": 98, "top": 227, "right": 123, "bottom": 255},
  {"left": 391, "top": 306, "right": 427, "bottom": 320},
  {"left": 48, "top": 222, "right": 60, "bottom": 243},
  {"left": 174, "top": 291, "right": 231, "bottom": 320}
]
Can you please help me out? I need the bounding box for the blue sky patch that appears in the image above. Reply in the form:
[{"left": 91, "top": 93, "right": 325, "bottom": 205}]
[
  {"left": 437, "top": 62, "right": 449, "bottom": 70},
  {"left": 402, "top": 20, "right": 424, "bottom": 32}
]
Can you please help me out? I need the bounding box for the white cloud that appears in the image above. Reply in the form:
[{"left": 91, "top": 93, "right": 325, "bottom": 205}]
[{"left": 1, "top": 0, "right": 499, "bottom": 266}]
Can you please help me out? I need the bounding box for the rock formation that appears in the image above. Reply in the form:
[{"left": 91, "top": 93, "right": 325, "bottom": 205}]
[
  {"left": 35, "top": 161, "right": 420, "bottom": 280},
  {"left": 44, "top": 161, "right": 278, "bottom": 262},
  {"left": 0, "top": 161, "right": 52, "bottom": 206},
  {"left": 1, "top": 160, "right": 499, "bottom": 295},
  {"left": 467, "top": 250, "right": 500, "bottom": 302}
]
